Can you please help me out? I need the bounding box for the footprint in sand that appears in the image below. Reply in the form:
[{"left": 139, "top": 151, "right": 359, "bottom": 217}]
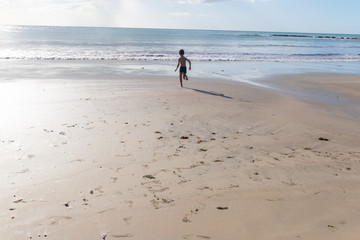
[
  {"left": 182, "top": 207, "right": 202, "bottom": 224},
  {"left": 147, "top": 186, "right": 169, "bottom": 194},
  {"left": 214, "top": 160, "right": 224, "bottom": 163},
  {"left": 123, "top": 216, "right": 132, "bottom": 225},
  {"left": 95, "top": 186, "right": 104, "bottom": 193},
  {"left": 151, "top": 195, "right": 175, "bottom": 209},
  {"left": 178, "top": 179, "right": 190, "bottom": 184},
  {"left": 50, "top": 216, "right": 72, "bottom": 225},
  {"left": 13, "top": 198, "right": 26, "bottom": 204},
  {"left": 143, "top": 175, "right": 156, "bottom": 180},
  {"left": 70, "top": 159, "right": 85, "bottom": 163},
  {"left": 16, "top": 168, "right": 30, "bottom": 174},
  {"left": 125, "top": 200, "right": 133, "bottom": 208},
  {"left": 112, "top": 233, "right": 134, "bottom": 238},
  {"left": 183, "top": 235, "right": 211, "bottom": 239},
  {"left": 103, "top": 233, "right": 134, "bottom": 239},
  {"left": 110, "top": 177, "right": 118, "bottom": 183},
  {"left": 197, "top": 186, "right": 212, "bottom": 191},
  {"left": 327, "top": 224, "right": 336, "bottom": 231}
]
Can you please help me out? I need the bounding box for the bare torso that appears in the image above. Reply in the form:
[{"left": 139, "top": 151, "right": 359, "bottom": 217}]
[{"left": 178, "top": 56, "right": 188, "bottom": 67}]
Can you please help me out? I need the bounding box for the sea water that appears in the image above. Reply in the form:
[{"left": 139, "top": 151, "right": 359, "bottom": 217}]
[
  {"left": 1, "top": 25, "right": 360, "bottom": 83},
  {"left": 1, "top": 25, "right": 359, "bottom": 62}
]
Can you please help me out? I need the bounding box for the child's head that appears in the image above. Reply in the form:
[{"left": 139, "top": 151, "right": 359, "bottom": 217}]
[{"left": 179, "top": 49, "right": 185, "bottom": 56}]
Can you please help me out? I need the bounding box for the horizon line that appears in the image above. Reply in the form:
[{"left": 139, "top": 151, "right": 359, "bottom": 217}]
[{"left": 1, "top": 24, "right": 359, "bottom": 36}]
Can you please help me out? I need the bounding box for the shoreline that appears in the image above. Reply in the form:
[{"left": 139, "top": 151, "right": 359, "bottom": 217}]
[
  {"left": 1, "top": 59, "right": 360, "bottom": 78},
  {"left": 1, "top": 59, "right": 360, "bottom": 114},
  {"left": 1, "top": 61, "right": 360, "bottom": 239},
  {"left": 1, "top": 59, "right": 360, "bottom": 103}
]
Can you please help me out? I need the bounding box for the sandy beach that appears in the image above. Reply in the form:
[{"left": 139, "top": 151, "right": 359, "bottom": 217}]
[{"left": 1, "top": 63, "right": 360, "bottom": 240}]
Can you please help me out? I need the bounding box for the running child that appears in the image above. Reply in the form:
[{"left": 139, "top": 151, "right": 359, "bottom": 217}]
[{"left": 175, "top": 49, "right": 191, "bottom": 87}]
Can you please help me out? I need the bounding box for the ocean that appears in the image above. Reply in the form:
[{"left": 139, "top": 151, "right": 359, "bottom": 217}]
[
  {"left": 1, "top": 25, "right": 359, "bottom": 62},
  {"left": 1, "top": 25, "right": 360, "bottom": 88}
]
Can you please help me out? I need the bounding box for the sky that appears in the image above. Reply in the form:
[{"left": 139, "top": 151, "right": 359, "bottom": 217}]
[{"left": 0, "top": 0, "right": 359, "bottom": 34}]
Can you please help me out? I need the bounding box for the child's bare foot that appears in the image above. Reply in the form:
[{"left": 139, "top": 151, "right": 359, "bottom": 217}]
[{"left": 185, "top": 76, "right": 188, "bottom": 81}]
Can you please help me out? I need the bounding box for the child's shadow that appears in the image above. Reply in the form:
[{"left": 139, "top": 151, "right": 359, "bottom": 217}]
[{"left": 184, "top": 87, "right": 233, "bottom": 99}]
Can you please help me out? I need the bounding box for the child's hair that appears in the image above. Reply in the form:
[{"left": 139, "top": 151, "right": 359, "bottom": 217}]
[{"left": 179, "top": 49, "right": 185, "bottom": 55}]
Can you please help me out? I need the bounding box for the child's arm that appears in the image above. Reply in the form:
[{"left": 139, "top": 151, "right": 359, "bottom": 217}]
[
  {"left": 187, "top": 59, "right": 191, "bottom": 70},
  {"left": 175, "top": 60, "right": 180, "bottom": 72}
]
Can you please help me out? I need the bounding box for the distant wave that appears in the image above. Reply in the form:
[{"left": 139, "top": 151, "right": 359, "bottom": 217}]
[
  {"left": 211, "top": 31, "right": 359, "bottom": 40},
  {"left": 273, "top": 34, "right": 360, "bottom": 40},
  {"left": 290, "top": 53, "right": 342, "bottom": 57},
  {"left": 213, "top": 32, "right": 271, "bottom": 37}
]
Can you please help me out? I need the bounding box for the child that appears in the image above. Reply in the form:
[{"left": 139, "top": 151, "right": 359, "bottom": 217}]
[{"left": 175, "top": 49, "right": 191, "bottom": 87}]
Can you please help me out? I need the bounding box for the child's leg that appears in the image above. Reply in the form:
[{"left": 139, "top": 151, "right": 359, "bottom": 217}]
[{"left": 179, "top": 72, "right": 183, "bottom": 87}]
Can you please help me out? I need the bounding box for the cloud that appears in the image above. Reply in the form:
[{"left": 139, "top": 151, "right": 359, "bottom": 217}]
[
  {"left": 169, "top": 11, "right": 191, "bottom": 16},
  {"left": 0, "top": 0, "right": 127, "bottom": 26}
]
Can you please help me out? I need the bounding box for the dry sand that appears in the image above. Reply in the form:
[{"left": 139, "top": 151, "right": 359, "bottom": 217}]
[{"left": 1, "top": 73, "right": 360, "bottom": 240}]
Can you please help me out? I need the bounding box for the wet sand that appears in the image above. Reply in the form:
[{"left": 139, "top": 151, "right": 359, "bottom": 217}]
[{"left": 1, "top": 69, "right": 360, "bottom": 239}]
